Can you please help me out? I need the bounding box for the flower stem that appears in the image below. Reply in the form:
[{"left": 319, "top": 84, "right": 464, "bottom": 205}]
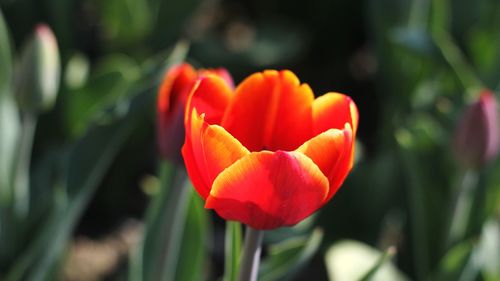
[
  {"left": 238, "top": 226, "right": 264, "bottom": 281},
  {"left": 224, "top": 221, "right": 242, "bottom": 281}
]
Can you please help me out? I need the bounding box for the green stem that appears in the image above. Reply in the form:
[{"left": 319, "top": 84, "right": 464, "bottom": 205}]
[
  {"left": 359, "top": 246, "right": 397, "bottom": 281},
  {"left": 238, "top": 227, "right": 264, "bottom": 281},
  {"left": 447, "top": 169, "right": 478, "bottom": 246},
  {"left": 224, "top": 221, "right": 242, "bottom": 281},
  {"left": 408, "top": 0, "right": 430, "bottom": 28},
  {"left": 14, "top": 112, "right": 37, "bottom": 218},
  {"left": 433, "top": 30, "right": 483, "bottom": 91}
]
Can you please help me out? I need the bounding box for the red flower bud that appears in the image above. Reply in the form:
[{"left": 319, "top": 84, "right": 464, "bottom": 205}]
[
  {"left": 157, "top": 63, "right": 232, "bottom": 161},
  {"left": 453, "top": 90, "right": 499, "bottom": 169}
]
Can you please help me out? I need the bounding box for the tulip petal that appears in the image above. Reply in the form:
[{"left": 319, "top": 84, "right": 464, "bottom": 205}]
[
  {"left": 157, "top": 64, "right": 197, "bottom": 160},
  {"left": 199, "top": 68, "right": 234, "bottom": 89},
  {"left": 312, "top": 92, "right": 358, "bottom": 135},
  {"left": 206, "top": 150, "right": 328, "bottom": 229},
  {"left": 296, "top": 125, "right": 353, "bottom": 201},
  {"left": 157, "top": 63, "right": 196, "bottom": 116},
  {"left": 221, "top": 70, "right": 313, "bottom": 151},
  {"left": 183, "top": 109, "right": 249, "bottom": 199},
  {"left": 182, "top": 139, "right": 208, "bottom": 197},
  {"left": 186, "top": 75, "right": 233, "bottom": 126}
]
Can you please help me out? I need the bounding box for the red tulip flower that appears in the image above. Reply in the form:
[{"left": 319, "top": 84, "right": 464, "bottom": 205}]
[
  {"left": 182, "top": 70, "right": 358, "bottom": 229},
  {"left": 157, "top": 63, "right": 232, "bottom": 161},
  {"left": 454, "top": 89, "right": 499, "bottom": 169}
]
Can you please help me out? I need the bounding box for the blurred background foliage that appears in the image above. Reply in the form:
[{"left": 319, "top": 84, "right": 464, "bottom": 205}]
[{"left": 0, "top": 0, "right": 499, "bottom": 280}]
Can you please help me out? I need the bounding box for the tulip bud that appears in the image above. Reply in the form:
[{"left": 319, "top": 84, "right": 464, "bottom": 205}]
[
  {"left": 15, "top": 24, "right": 60, "bottom": 113},
  {"left": 157, "top": 64, "right": 197, "bottom": 162},
  {"left": 453, "top": 90, "right": 499, "bottom": 168},
  {"left": 157, "top": 63, "right": 233, "bottom": 162}
]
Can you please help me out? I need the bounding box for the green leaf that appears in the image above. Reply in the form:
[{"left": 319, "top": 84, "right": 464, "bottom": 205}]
[
  {"left": 131, "top": 165, "right": 210, "bottom": 281},
  {"left": 148, "top": 0, "right": 200, "bottom": 49},
  {"left": 264, "top": 215, "right": 316, "bottom": 244},
  {"left": 468, "top": 28, "right": 498, "bottom": 73},
  {"left": 5, "top": 83, "right": 154, "bottom": 281},
  {"left": 12, "top": 112, "right": 37, "bottom": 219},
  {"left": 359, "top": 246, "right": 397, "bottom": 281},
  {"left": 63, "top": 39, "right": 189, "bottom": 138},
  {"left": 175, "top": 190, "right": 210, "bottom": 281},
  {"left": 390, "top": 27, "right": 437, "bottom": 58},
  {"left": 432, "top": 30, "right": 484, "bottom": 91},
  {"left": 439, "top": 241, "right": 473, "bottom": 275},
  {"left": 438, "top": 240, "right": 481, "bottom": 281},
  {"left": 0, "top": 8, "right": 19, "bottom": 208},
  {"left": 324, "top": 240, "right": 409, "bottom": 281},
  {"left": 259, "top": 228, "right": 323, "bottom": 281},
  {"left": 224, "top": 221, "right": 242, "bottom": 281},
  {"left": 139, "top": 165, "right": 191, "bottom": 281},
  {"left": 191, "top": 20, "right": 307, "bottom": 68},
  {"left": 477, "top": 219, "right": 500, "bottom": 280},
  {"left": 0, "top": 10, "right": 21, "bottom": 261},
  {"left": 63, "top": 54, "right": 141, "bottom": 136},
  {"left": 125, "top": 40, "right": 190, "bottom": 281},
  {"left": 0, "top": 96, "right": 19, "bottom": 207},
  {"left": 0, "top": 9, "right": 12, "bottom": 93},
  {"left": 98, "top": 0, "right": 152, "bottom": 47}
]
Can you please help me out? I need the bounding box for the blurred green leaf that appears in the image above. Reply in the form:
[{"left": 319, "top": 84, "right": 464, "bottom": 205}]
[
  {"left": 325, "top": 240, "right": 408, "bottom": 281},
  {"left": 138, "top": 164, "right": 191, "bottom": 281},
  {"left": 410, "top": 79, "right": 439, "bottom": 110},
  {"left": 477, "top": 219, "right": 500, "bottom": 280},
  {"left": 12, "top": 112, "right": 37, "bottom": 219},
  {"left": 264, "top": 216, "right": 316, "bottom": 245},
  {"left": 224, "top": 221, "right": 242, "bottom": 281},
  {"left": 390, "top": 27, "right": 437, "bottom": 58},
  {"left": 130, "top": 166, "right": 208, "bottom": 281},
  {"left": 433, "top": 30, "right": 483, "bottom": 91},
  {"left": 359, "top": 246, "right": 397, "bottom": 281},
  {"left": 467, "top": 28, "right": 498, "bottom": 76},
  {"left": 259, "top": 228, "right": 323, "bottom": 281},
  {"left": 0, "top": 9, "right": 12, "bottom": 93},
  {"left": 0, "top": 8, "right": 18, "bottom": 205},
  {"left": 395, "top": 140, "right": 431, "bottom": 280},
  {"left": 429, "top": 0, "right": 450, "bottom": 33},
  {"left": 5, "top": 82, "right": 154, "bottom": 281},
  {"left": 435, "top": 239, "right": 473, "bottom": 281},
  {"left": 484, "top": 160, "right": 500, "bottom": 219},
  {"left": 0, "top": 96, "right": 19, "bottom": 207},
  {"left": 192, "top": 20, "right": 307, "bottom": 68},
  {"left": 175, "top": 190, "right": 210, "bottom": 281},
  {"left": 98, "top": 0, "right": 152, "bottom": 47},
  {"left": 405, "top": 113, "right": 446, "bottom": 150},
  {"left": 64, "top": 38, "right": 189, "bottom": 138},
  {"left": 64, "top": 54, "right": 141, "bottom": 136},
  {"left": 0, "top": 9, "right": 21, "bottom": 265},
  {"left": 437, "top": 238, "right": 482, "bottom": 281},
  {"left": 126, "top": 40, "right": 189, "bottom": 281},
  {"left": 149, "top": 0, "right": 199, "bottom": 49},
  {"left": 441, "top": 241, "right": 473, "bottom": 273}
]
